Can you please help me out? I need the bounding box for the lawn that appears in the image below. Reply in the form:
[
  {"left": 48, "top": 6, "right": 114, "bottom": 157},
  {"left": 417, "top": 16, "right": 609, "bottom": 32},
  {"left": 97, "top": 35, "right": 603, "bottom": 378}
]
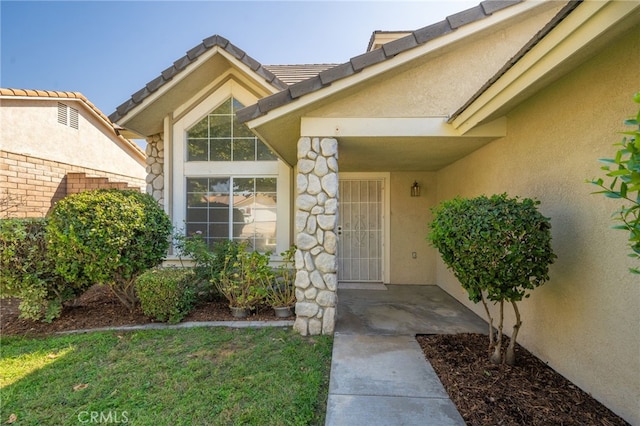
[{"left": 1, "top": 326, "right": 333, "bottom": 425}]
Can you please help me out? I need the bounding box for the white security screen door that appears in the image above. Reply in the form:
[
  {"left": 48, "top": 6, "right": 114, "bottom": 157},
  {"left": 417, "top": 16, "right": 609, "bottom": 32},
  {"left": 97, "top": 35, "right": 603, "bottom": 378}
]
[{"left": 338, "top": 179, "right": 383, "bottom": 282}]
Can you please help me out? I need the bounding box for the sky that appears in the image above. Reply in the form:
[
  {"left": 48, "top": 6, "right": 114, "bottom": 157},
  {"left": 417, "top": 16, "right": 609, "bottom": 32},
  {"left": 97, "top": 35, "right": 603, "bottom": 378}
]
[{"left": 1, "top": 0, "right": 477, "bottom": 118}]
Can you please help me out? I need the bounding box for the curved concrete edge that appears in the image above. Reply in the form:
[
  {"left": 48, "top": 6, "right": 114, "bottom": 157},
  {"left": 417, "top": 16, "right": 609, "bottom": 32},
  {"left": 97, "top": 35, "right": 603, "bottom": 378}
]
[{"left": 56, "top": 320, "right": 295, "bottom": 335}]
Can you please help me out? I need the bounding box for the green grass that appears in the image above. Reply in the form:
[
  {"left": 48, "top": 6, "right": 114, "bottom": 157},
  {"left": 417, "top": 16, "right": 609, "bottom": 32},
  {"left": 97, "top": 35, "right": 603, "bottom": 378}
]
[{"left": 0, "top": 327, "right": 333, "bottom": 425}]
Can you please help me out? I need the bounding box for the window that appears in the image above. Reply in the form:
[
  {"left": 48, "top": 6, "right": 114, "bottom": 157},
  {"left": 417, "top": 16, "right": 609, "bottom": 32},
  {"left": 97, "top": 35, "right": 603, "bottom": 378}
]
[
  {"left": 186, "top": 177, "right": 277, "bottom": 252},
  {"left": 186, "top": 98, "right": 276, "bottom": 162}
]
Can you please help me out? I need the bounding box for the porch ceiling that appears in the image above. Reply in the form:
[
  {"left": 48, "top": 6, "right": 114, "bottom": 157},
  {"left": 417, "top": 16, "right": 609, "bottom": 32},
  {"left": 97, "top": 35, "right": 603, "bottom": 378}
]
[{"left": 333, "top": 135, "right": 497, "bottom": 172}]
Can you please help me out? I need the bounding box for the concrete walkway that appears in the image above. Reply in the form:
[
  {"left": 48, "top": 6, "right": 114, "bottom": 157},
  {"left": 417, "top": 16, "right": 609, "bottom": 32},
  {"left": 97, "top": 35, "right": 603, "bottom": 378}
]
[{"left": 325, "top": 285, "right": 487, "bottom": 426}]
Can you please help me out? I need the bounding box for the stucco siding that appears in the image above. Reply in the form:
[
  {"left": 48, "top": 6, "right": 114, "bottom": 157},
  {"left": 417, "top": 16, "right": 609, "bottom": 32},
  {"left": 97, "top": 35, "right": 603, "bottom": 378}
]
[
  {"left": 389, "top": 171, "right": 438, "bottom": 284},
  {"left": 1, "top": 99, "right": 145, "bottom": 179},
  {"left": 309, "top": 4, "right": 563, "bottom": 119},
  {"left": 435, "top": 27, "right": 639, "bottom": 424}
]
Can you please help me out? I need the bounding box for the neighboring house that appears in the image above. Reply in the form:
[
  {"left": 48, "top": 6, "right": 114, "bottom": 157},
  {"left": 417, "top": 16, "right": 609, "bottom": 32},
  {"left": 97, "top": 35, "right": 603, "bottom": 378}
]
[
  {"left": 110, "top": 1, "right": 639, "bottom": 422},
  {"left": 0, "top": 89, "right": 146, "bottom": 218}
]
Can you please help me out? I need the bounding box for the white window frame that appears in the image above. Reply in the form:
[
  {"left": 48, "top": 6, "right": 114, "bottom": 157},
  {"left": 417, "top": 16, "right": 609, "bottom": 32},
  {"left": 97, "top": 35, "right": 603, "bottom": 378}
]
[{"left": 172, "top": 81, "right": 290, "bottom": 256}]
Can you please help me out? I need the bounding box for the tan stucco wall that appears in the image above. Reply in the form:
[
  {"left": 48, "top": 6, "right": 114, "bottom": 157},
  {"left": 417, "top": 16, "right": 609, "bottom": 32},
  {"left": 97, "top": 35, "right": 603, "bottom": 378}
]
[
  {"left": 389, "top": 171, "right": 438, "bottom": 284},
  {"left": 310, "top": 4, "right": 563, "bottom": 119},
  {"left": 1, "top": 99, "right": 145, "bottom": 180},
  {"left": 435, "top": 27, "right": 639, "bottom": 424}
]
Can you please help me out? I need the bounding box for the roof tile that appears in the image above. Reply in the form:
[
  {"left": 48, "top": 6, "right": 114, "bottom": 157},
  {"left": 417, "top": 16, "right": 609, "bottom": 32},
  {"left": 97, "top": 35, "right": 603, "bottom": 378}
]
[
  {"left": 161, "top": 65, "right": 178, "bottom": 81},
  {"left": 186, "top": 43, "right": 207, "bottom": 60},
  {"left": 257, "top": 89, "right": 293, "bottom": 114},
  {"left": 382, "top": 33, "right": 419, "bottom": 57},
  {"left": 131, "top": 87, "right": 150, "bottom": 104},
  {"left": 236, "top": 103, "right": 262, "bottom": 123},
  {"left": 288, "top": 76, "right": 325, "bottom": 99},
  {"left": 319, "top": 62, "right": 355, "bottom": 85},
  {"left": 351, "top": 48, "right": 387, "bottom": 71},
  {"left": 241, "top": 54, "right": 261, "bottom": 71},
  {"left": 145, "top": 75, "right": 166, "bottom": 93},
  {"left": 481, "top": 0, "right": 522, "bottom": 15},
  {"left": 173, "top": 55, "right": 192, "bottom": 71},
  {"left": 414, "top": 20, "right": 454, "bottom": 44},
  {"left": 224, "top": 41, "right": 246, "bottom": 60},
  {"left": 447, "top": 5, "right": 487, "bottom": 29}
]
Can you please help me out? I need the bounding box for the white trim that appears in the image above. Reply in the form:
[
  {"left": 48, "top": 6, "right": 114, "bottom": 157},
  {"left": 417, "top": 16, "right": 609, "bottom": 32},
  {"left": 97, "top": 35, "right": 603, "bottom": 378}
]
[
  {"left": 301, "top": 117, "right": 506, "bottom": 138},
  {"left": 339, "top": 172, "right": 391, "bottom": 284}
]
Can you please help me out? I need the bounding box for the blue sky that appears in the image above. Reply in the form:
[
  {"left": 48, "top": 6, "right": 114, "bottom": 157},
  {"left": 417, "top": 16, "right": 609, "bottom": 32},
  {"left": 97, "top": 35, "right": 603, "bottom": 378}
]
[{"left": 1, "top": 1, "right": 476, "bottom": 117}]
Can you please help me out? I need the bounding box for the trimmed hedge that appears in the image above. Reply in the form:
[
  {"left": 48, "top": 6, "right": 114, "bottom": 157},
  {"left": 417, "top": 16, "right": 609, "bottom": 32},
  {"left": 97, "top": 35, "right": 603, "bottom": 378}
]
[{"left": 135, "top": 268, "right": 196, "bottom": 323}]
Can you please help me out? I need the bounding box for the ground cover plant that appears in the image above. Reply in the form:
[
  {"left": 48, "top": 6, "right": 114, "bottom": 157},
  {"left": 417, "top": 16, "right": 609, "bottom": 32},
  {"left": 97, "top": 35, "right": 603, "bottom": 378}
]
[{"left": 1, "top": 327, "right": 332, "bottom": 426}]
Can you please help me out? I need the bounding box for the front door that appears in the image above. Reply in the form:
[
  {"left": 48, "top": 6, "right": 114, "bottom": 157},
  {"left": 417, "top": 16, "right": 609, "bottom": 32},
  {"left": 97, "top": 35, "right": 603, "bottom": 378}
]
[{"left": 337, "top": 179, "right": 384, "bottom": 282}]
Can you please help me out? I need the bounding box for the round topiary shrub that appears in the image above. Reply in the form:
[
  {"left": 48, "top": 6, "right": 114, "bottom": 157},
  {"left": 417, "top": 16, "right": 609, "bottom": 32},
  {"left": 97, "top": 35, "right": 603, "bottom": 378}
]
[
  {"left": 428, "top": 193, "right": 556, "bottom": 365},
  {"left": 47, "top": 189, "right": 172, "bottom": 311}
]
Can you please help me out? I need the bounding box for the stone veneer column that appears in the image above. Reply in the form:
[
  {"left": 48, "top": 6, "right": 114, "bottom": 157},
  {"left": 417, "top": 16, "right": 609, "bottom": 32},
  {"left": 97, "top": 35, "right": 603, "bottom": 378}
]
[
  {"left": 294, "top": 137, "right": 338, "bottom": 336},
  {"left": 145, "top": 133, "right": 164, "bottom": 207}
]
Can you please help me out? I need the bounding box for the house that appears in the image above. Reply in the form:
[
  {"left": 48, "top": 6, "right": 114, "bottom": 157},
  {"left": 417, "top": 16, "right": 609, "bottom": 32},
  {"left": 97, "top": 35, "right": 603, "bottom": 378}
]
[
  {"left": 110, "top": 0, "right": 640, "bottom": 422},
  {"left": 0, "top": 89, "right": 146, "bottom": 218}
]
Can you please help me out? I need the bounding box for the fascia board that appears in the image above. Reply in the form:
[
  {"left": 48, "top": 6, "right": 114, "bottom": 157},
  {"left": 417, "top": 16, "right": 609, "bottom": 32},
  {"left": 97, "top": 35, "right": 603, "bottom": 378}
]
[{"left": 451, "top": 0, "right": 640, "bottom": 134}]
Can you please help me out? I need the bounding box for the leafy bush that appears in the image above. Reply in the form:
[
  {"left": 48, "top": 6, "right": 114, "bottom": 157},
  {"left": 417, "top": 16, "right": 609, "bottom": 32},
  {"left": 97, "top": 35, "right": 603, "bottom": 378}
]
[
  {"left": 216, "top": 242, "right": 272, "bottom": 309},
  {"left": 135, "top": 268, "right": 196, "bottom": 323},
  {"left": 428, "top": 194, "right": 556, "bottom": 365},
  {"left": 174, "top": 233, "right": 240, "bottom": 299},
  {"left": 47, "top": 189, "right": 172, "bottom": 311},
  {"left": 0, "top": 219, "right": 88, "bottom": 321},
  {"left": 265, "top": 245, "right": 297, "bottom": 308},
  {"left": 590, "top": 93, "right": 640, "bottom": 275}
]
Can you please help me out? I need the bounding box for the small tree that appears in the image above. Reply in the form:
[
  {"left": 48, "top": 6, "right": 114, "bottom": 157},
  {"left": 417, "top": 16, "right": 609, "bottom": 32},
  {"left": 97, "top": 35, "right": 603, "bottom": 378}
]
[
  {"left": 428, "top": 194, "right": 556, "bottom": 365},
  {"left": 47, "top": 189, "right": 172, "bottom": 311},
  {"left": 589, "top": 93, "right": 640, "bottom": 275}
]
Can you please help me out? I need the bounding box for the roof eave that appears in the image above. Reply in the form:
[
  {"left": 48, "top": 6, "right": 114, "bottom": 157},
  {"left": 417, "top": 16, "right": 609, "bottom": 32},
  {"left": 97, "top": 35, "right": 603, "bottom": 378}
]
[{"left": 450, "top": 0, "right": 640, "bottom": 134}]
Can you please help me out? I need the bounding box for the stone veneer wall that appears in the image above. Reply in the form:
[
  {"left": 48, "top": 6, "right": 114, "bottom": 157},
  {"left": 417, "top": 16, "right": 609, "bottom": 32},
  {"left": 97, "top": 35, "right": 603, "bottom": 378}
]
[
  {"left": 145, "top": 133, "right": 164, "bottom": 206},
  {"left": 293, "top": 137, "right": 339, "bottom": 336}
]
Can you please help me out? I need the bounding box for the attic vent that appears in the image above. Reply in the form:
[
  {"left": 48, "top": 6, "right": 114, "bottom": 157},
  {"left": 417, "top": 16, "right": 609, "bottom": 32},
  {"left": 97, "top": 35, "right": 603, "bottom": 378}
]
[
  {"left": 69, "top": 107, "right": 79, "bottom": 129},
  {"left": 57, "top": 102, "right": 79, "bottom": 129},
  {"left": 57, "top": 102, "right": 68, "bottom": 125}
]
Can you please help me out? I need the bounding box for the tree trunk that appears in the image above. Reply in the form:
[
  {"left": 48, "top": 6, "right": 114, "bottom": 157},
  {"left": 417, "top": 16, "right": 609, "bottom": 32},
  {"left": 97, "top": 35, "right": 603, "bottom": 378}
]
[
  {"left": 506, "top": 300, "right": 522, "bottom": 366},
  {"left": 480, "top": 294, "right": 495, "bottom": 351},
  {"left": 110, "top": 277, "right": 138, "bottom": 312},
  {"left": 491, "top": 300, "right": 504, "bottom": 364}
]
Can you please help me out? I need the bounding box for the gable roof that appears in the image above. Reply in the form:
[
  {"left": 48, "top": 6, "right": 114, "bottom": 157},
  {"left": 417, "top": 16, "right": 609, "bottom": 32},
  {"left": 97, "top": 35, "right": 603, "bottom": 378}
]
[
  {"left": 1, "top": 88, "right": 145, "bottom": 161},
  {"left": 236, "top": 0, "right": 523, "bottom": 124},
  {"left": 108, "top": 35, "right": 289, "bottom": 125}
]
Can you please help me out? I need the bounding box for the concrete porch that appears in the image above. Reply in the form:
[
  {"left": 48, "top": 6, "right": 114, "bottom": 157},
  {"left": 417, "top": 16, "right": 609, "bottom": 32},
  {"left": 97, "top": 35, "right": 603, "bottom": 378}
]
[{"left": 325, "top": 284, "right": 487, "bottom": 425}]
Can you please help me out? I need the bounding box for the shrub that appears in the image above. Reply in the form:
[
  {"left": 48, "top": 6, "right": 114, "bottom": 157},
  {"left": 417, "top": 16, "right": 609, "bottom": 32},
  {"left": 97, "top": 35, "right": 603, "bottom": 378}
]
[
  {"left": 265, "top": 245, "right": 296, "bottom": 308},
  {"left": 47, "top": 190, "right": 172, "bottom": 311},
  {"left": 215, "top": 242, "right": 272, "bottom": 309},
  {"left": 589, "top": 92, "right": 640, "bottom": 274},
  {"left": 174, "top": 233, "right": 241, "bottom": 299},
  {"left": 428, "top": 194, "right": 556, "bottom": 365},
  {"left": 135, "top": 268, "right": 196, "bottom": 323},
  {"left": 0, "top": 218, "right": 87, "bottom": 321}
]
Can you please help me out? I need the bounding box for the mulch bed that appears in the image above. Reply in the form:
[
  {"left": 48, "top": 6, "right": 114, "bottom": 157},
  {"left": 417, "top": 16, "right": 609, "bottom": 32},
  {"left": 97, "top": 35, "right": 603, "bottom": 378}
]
[
  {"left": 1, "top": 288, "right": 630, "bottom": 425},
  {"left": 417, "top": 334, "right": 629, "bottom": 426},
  {"left": 0, "top": 284, "right": 288, "bottom": 337}
]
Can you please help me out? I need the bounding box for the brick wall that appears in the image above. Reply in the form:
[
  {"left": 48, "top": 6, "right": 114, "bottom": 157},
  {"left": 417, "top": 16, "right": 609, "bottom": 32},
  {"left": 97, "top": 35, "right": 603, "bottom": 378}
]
[{"left": 1, "top": 150, "right": 145, "bottom": 218}]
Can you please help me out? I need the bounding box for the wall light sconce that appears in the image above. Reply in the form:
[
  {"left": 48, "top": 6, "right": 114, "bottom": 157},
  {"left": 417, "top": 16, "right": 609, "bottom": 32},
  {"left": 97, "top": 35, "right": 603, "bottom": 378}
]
[{"left": 411, "top": 181, "right": 421, "bottom": 197}]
